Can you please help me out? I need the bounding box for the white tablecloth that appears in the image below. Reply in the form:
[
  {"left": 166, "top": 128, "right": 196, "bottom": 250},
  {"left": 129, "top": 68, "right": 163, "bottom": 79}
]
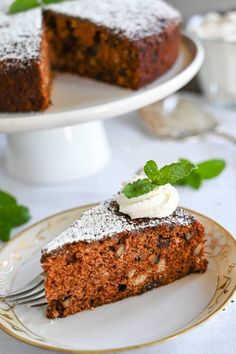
[{"left": 0, "top": 107, "right": 236, "bottom": 354}]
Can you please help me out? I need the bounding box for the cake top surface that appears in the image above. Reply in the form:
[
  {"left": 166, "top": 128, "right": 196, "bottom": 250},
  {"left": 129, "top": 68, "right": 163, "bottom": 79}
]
[
  {"left": 47, "top": 0, "right": 181, "bottom": 40},
  {"left": 42, "top": 200, "right": 195, "bottom": 254},
  {"left": 0, "top": 9, "right": 42, "bottom": 64},
  {"left": 0, "top": 0, "right": 180, "bottom": 65}
]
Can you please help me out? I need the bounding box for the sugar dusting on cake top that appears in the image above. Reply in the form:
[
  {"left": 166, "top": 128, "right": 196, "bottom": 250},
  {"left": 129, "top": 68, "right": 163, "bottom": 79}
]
[
  {"left": 0, "top": 9, "right": 42, "bottom": 66},
  {"left": 47, "top": 0, "right": 181, "bottom": 40},
  {"left": 0, "top": 0, "right": 180, "bottom": 65},
  {"left": 42, "top": 200, "right": 194, "bottom": 254}
]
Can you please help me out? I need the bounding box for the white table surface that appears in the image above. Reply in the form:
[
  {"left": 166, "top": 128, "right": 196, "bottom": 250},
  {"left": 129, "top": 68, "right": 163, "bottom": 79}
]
[{"left": 0, "top": 105, "right": 236, "bottom": 354}]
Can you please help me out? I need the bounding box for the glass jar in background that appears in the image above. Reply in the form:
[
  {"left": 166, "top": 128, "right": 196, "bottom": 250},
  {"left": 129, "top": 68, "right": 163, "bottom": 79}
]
[{"left": 187, "top": 12, "right": 236, "bottom": 108}]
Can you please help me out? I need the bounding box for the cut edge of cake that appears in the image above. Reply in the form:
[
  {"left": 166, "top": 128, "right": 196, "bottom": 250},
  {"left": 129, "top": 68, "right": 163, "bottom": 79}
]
[{"left": 0, "top": 9, "right": 52, "bottom": 112}]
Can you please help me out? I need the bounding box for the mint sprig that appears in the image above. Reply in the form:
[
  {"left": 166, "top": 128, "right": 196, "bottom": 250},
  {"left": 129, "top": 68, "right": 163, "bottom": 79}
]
[
  {"left": 123, "top": 160, "right": 196, "bottom": 199},
  {"left": 175, "top": 158, "right": 226, "bottom": 189},
  {"left": 144, "top": 160, "right": 159, "bottom": 183},
  {"left": 0, "top": 190, "right": 31, "bottom": 242},
  {"left": 123, "top": 178, "right": 156, "bottom": 199},
  {"left": 197, "top": 160, "right": 226, "bottom": 179},
  {"left": 9, "top": 0, "right": 65, "bottom": 14},
  {"left": 152, "top": 162, "right": 196, "bottom": 185}
]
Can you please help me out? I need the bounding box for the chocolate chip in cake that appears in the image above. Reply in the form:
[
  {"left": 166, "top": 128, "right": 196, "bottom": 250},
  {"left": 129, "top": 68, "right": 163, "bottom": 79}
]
[
  {"left": 118, "top": 284, "right": 127, "bottom": 292},
  {"left": 94, "top": 31, "right": 101, "bottom": 43},
  {"left": 86, "top": 46, "right": 98, "bottom": 57},
  {"left": 157, "top": 235, "right": 170, "bottom": 248},
  {"left": 65, "top": 253, "right": 77, "bottom": 264},
  {"left": 144, "top": 279, "right": 161, "bottom": 291},
  {"left": 134, "top": 255, "right": 142, "bottom": 262},
  {"left": 119, "top": 68, "right": 127, "bottom": 76},
  {"left": 108, "top": 245, "right": 116, "bottom": 252},
  {"left": 151, "top": 53, "right": 159, "bottom": 63}
]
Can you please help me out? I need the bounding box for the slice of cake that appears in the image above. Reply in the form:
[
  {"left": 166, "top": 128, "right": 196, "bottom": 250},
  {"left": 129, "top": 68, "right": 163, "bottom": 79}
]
[
  {"left": 44, "top": 0, "right": 181, "bottom": 89},
  {"left": 0, "top": 10, "right": 51, "bottom": 112},
  {"left": 41, "top": 161, "right": 207, "bottom": 319}
]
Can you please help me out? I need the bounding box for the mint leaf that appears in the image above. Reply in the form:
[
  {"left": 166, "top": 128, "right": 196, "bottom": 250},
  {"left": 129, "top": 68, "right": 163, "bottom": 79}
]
[
  {"left": 9, "top": 0, "right": 39, "bottom": 13},
  {"left": 188, "top": 173, "right": 202, "bottom": 189},
  {"left": 0, "top": 220, "right": 12, "bottom": 242},
  {"left": 155, "top": 162, "right": 196, "bottom": 185},
  {"left": 123, "top": 179, "right": 155, "bottom": 199},
  {"left": 0, "top": 205, "right": 30, "bottom": 227},
  {"left": 0, "top": 190, "right": 17, "bottom": 206},
  {"left": 43, "top": 0, "right": 64, "bottom": 3},
  {"left": 123, "top": 159, "right": 196, "bottom": 199},
  {"left": 123, "top": 160, "right": 195, "bottom": 199},
  {"left": 144, "top": 160, "right": 158, "bottom": 183},
  {"left": 175, "top": 158, "right": 226, "bottom": 189},
  {"left": 122, "top": 157, "right": 225, "bottom": 199},
  {"left": 9, "top": 0, "right": 64, "bottom": 14},
  {"left": 178, "top": 170, "right": 202, "bottom": 189},
  {"left": 176, "top": 158, "right": 201, "bottom": 189},
  {"left": 179, "top": 158, "right": 192, "bottom": 165},
  {"left": 0, "top": 190, "right": 31, "bottom": 242},
  {"left": 12, "top": 205, "right": 31, "bottom": 227},
  {"left": 197, "top": 159, "right": 226, "bottom": 179}
]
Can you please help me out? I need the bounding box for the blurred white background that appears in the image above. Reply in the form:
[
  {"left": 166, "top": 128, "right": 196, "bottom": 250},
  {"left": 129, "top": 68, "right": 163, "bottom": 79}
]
[{"left": 169, "top": 0, "right": 235, "bottom": 18}]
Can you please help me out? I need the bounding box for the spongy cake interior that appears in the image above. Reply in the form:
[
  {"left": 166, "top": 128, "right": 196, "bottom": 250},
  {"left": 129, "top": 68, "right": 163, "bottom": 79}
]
[{"left": 41, "top": 201, "right": 207, "bottom": 319}]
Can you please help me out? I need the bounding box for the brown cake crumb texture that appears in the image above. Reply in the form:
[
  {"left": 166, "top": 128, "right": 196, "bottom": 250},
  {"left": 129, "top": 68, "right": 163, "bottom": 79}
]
[
  {"left": 0, "top": 0, "right": 181, "bottom": 112},
  {"left": 41, "top": 202, "right": 207, "bottom": 319},
  {"left": 0, "top": 10, "right": 51, "bottom": 112},
  {"left": 43, "top": 9, "right": 180, "bottom": 90}
]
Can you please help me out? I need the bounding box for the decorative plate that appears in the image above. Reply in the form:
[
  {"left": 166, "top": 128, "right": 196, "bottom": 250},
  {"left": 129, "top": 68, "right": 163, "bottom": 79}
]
[{"left": 0, "top": 205, "right": 235, "bottom": 353}]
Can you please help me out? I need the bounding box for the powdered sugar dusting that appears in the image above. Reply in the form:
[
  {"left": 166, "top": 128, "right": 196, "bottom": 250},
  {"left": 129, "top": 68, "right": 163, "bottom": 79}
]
[
  {"left": 47, "top": 0, "right": 181, "bottom": 40},
  {"left": 0, "top": 0, "right": 180, "bottom": 66},
  {"left": 42, "top": 200, "right": 194, "bottom": 254},
  {"left": 0, "top": 9, "right": 42, "bottom": 66}
]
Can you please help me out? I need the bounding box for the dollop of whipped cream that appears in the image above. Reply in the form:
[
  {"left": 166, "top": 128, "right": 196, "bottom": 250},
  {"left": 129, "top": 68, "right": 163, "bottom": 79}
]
[
  {"left": 116, "top": 183, "right": 179, "bottom": 219},
  {"left": 189, "top": 11, "right": 236, "bottom": 42}
]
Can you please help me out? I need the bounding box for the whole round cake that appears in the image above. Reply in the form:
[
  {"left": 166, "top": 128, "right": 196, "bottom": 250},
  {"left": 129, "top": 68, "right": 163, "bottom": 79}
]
[{"left": 0, "top": 0, "right": 181, "bottom": 112}]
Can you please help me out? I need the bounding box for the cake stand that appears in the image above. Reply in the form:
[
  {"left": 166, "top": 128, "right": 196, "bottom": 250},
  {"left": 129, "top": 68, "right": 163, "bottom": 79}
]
[{"left": 0, "top": 34, "right": 204, "bottom": 184}]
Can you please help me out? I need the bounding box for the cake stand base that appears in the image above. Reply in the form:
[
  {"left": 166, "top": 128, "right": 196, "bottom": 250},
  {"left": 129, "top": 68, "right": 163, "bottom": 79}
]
[{"left": 6, "top": 121, "right": 110, "bottom": 184}]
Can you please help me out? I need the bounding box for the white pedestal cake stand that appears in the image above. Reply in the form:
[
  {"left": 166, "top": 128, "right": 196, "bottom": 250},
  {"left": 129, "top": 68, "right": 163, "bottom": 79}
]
[{"left": 0, "top": 34, "right": 204, "bottom": 184}]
